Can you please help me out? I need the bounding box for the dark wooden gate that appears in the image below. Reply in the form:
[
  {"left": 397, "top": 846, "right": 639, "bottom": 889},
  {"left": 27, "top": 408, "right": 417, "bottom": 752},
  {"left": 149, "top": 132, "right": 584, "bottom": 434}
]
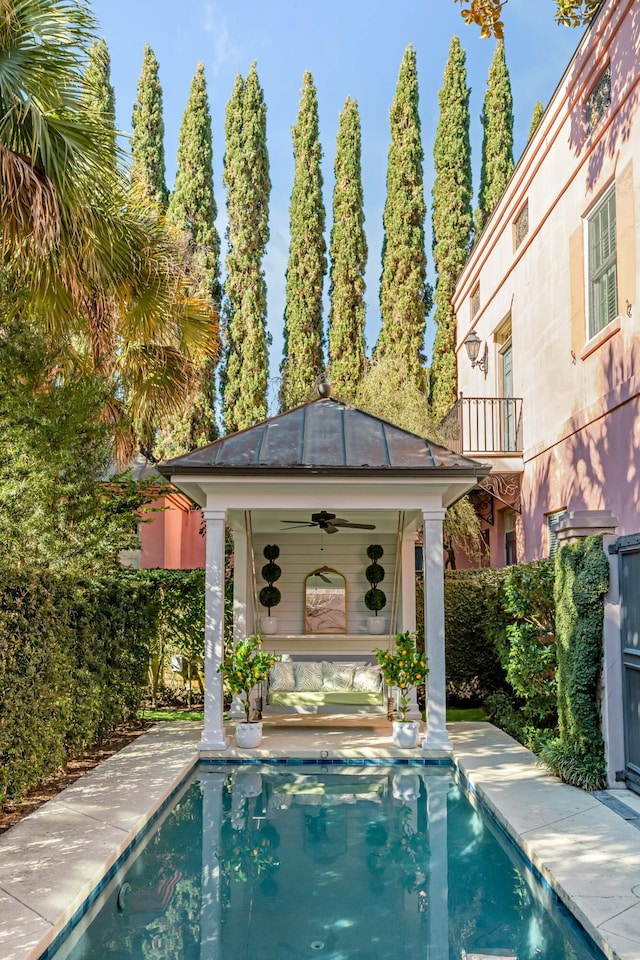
[{"left": 611, "top": 533, "right": 640, "bottom": 793}]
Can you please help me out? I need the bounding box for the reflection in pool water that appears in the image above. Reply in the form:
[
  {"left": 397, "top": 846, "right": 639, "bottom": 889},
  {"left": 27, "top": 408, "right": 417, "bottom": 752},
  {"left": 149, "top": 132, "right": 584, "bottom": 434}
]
[{"left": 49, "top": 765, "right": 603, "bottom": 960}]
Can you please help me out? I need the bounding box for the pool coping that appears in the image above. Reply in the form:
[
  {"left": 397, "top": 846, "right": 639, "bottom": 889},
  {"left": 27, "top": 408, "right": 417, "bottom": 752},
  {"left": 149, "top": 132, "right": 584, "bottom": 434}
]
[{"left": 0, "top": 719, "right": 638, "bottom": 960}]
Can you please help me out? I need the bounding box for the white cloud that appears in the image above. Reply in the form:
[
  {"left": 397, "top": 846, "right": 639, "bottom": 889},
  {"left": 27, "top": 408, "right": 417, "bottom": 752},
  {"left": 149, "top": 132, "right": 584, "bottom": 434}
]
[{"left": 202, "top": 2, "right": 241, "bottom": 76}]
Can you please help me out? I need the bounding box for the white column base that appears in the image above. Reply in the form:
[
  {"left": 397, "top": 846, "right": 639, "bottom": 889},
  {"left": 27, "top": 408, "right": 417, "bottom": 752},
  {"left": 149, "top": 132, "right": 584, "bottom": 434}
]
[
  {"left": 198, "top": 735, "right": 230, "bottom": 752},
  {"left": 421, "top": 730, "right": 453, "bottom": 754}
]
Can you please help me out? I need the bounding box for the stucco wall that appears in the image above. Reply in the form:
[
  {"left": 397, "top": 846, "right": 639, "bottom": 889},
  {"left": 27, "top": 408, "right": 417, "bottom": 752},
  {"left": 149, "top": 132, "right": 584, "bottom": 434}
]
[{"left": 453, "top": 0, "right": 640, "bottom": 561}]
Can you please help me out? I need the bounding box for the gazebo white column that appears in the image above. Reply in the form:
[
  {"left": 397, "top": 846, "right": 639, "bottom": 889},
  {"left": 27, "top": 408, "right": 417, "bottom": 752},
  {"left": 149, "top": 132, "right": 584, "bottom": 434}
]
[
  {"left": 228, "top": 524, "right": 248, "bottom": 719},
  {"left": 421, "top": 508, "right": 452, "bottom": 753},
  {"left": 200, "top": 509, "right": 229, "bottom": 751},
  {"left": 200, "top": 769, "right": 225, "bottom": 959},
  {"left": 400, "top": 530, "right": 417, "bottom": 633}
]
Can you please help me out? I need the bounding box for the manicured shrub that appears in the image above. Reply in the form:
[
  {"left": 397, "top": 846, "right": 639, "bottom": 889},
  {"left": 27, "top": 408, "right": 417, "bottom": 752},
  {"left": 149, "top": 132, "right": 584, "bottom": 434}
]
[
  {"left": 539, "top": 536, "right": 609, "bottom": 790},
  {"left": 441, "top": 568, "right": 508, "bottom": 704},
  {"left": 0, "top": 568, "right": 156, "bottom": 803},
  {"left": 365, "top": 545, "right": 386, "bottom": 616},
  {"left": 259, "top": 545, "right": 282, "bottom": 615}
]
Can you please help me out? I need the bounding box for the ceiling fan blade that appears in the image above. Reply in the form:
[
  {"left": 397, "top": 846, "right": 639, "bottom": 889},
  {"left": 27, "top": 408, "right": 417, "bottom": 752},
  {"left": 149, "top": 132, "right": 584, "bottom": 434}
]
[
  {"left": 332, "top": 520, "right": 377, "bottom": 530},
  {"left": 279, "top": 522, "right": 317, "bottom": 530},
  {"left": 323, "top": 524, "right": 339, "bottom": 534}
]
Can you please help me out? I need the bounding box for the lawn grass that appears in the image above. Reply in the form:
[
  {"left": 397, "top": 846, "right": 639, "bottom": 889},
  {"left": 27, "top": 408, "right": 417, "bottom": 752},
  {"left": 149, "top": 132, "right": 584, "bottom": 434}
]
[
  {"left": 137, "top": 708, "right": 204, "bottom": 722},
  {"left": 446, "top": 707, "right": 488, "bottom": 722}
]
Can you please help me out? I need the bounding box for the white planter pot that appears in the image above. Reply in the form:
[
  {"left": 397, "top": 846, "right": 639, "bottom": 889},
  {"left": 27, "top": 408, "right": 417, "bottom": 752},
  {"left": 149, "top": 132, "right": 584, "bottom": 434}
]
[
  {"left": 367, "top": 616, "right": 387, "bottom": 635},
  {"left": 260, "top": 616, "right": 278, "bottom": 635},
  {"left": 235, "top": 769, "right": 263, "bottom": 798},
  {"left": 392, "top": 771, "right": 421, "bottom": 801},
  {"left": 235, "top": 721, "right": 263, "bottom": 748},
  {"left": 392, "top": 720, "right": 421, "bottom": 749}
]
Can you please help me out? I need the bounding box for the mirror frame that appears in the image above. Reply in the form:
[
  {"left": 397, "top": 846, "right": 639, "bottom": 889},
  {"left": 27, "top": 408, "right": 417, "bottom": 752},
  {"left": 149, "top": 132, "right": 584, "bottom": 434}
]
[{"left": 304, "top": 566, "right": 347, "bottom": 635}]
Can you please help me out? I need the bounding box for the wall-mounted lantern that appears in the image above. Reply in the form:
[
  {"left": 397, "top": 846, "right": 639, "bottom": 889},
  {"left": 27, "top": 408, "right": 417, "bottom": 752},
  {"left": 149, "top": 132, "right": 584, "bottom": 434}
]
[{"left": 464, "top": 330, "right": 488, "bottom": 375}]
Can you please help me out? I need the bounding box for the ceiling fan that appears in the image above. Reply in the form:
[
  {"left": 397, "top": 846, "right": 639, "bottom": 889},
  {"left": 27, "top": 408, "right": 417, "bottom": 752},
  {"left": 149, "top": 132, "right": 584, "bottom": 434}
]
[{"left": 279, "top": 510, "right": 376, "bottom": 535}]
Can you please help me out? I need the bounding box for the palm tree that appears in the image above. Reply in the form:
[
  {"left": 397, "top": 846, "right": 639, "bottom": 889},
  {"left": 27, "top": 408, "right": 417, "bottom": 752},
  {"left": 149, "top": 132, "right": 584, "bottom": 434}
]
[{"left": 0, "top": 0, "right": 218, "bottom": 461}]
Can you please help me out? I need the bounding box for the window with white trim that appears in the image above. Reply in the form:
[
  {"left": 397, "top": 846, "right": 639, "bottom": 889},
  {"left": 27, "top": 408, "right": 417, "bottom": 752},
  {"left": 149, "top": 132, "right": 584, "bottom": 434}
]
[{"left": 588, "top": 188, "right": 617, "bottom": 339}]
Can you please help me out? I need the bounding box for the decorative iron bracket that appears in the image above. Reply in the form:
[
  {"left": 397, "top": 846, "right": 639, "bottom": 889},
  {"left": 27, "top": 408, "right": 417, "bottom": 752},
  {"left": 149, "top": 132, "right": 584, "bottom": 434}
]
[{"left": 477, "top": 473, "right": 522, "bottom": 515}]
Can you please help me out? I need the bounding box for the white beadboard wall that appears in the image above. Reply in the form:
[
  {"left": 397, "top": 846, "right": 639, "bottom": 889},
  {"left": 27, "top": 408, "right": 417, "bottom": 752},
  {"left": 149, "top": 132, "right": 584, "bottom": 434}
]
[{"left": 251, "top": 531, "right": 397, "bottom": 636}]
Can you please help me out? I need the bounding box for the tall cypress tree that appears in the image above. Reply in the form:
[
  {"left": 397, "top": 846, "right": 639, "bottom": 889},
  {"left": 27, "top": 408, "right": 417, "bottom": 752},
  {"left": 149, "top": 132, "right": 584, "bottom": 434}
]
[
  {"left": 328, "top": 97, "right": 367, "bottom": 403},
  {"left": 221, "top": 64, "right": 271, "bottom": 433},
  {"left": 131, "top": 44, "right": 168, "bottom": 208},
  {"left": 476, "top": 40, "right": 514, "bottom": 234},
  {"left": 376, "top": 46, "right": 428, "bottom": 391},
  {"left": 430, "top": 36, "right": 473, "bottom": 423},
  {"left": 279, "top": 72, "right": 326, "bottom": 411},
  {"left": 529, "top": 100, "right": 544, "bottom": 140},
  {"left": 84, "top": 39, "right": 116, "bottom": 169},
  {"left": 154, "top": 62, "right": 221, "bottom": 456}
]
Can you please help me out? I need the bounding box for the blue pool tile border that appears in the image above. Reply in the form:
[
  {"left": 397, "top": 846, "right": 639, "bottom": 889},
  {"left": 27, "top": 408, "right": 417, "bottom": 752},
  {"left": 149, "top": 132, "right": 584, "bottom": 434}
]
[
  {"left": 199, "top": 755, "right": 453, "bottom": 766},
  {"left": 37, "top": 754, "right": 606, "bottom": 960}
]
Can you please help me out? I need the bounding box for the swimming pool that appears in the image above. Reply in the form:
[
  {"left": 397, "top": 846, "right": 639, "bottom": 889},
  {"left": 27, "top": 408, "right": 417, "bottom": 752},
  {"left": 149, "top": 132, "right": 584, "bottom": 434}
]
[{"left": 45, "top": 763, "right": 604, "bottom": 960}]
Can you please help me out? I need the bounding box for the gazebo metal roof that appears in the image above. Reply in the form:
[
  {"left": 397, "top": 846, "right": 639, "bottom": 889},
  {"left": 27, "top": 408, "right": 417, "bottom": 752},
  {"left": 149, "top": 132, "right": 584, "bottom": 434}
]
[{"left": 157, "top": 397, "right": 489, "bottom": 479}]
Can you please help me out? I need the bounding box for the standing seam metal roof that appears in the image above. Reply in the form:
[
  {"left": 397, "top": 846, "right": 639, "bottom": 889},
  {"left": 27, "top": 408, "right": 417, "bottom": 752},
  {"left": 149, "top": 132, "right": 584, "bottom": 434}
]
[{"left": 157, "top": 398, "right": 488, "bottom": 475}]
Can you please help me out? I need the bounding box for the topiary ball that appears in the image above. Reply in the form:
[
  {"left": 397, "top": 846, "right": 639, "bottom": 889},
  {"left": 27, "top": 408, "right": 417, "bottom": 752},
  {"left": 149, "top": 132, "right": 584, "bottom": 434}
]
[
  {"left": 263, "top": 544, "right": 280, "bottom": 561},
  {"left": 366, "top": 544, "right": 384, "bottom": 562},
  {"left": 365, "top": 563, "right": 385, "bottom": 587},
  {"left": 365, "top": 588, "right": 387, "bottom": 613},
  {"left": 259, "top": 585, "right": 281, "bottom": 612},
  {"left": 261, "top": 562, "right": 282, "bottom": 584}
]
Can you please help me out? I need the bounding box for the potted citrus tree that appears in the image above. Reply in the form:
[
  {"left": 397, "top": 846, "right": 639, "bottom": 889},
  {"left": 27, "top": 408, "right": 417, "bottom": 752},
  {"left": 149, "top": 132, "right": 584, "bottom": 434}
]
[
  {"left": 220, "top": 632, "right": 279, "bottom": 747},
  {"left": 365, "top": 544, "right": 387, "bottom": 634},
  {"left": 374, "top": 631, "right": 427, "bottom": 748}
]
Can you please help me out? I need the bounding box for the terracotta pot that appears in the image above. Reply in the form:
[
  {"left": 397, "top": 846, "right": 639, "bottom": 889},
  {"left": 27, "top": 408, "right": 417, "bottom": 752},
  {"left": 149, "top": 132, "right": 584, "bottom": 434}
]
[
  {"left": 235, "top": 721, "right": 263, "bottom": 748},
  {"left": 392, "top": 719, "right": 421, "bottom": 749}
]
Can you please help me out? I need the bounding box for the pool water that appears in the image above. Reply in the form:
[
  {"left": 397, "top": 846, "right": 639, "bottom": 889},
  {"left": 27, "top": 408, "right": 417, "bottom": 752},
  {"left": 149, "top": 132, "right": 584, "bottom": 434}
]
[{"left": 48, "top": 764, "right": 603, "bottom": 960}]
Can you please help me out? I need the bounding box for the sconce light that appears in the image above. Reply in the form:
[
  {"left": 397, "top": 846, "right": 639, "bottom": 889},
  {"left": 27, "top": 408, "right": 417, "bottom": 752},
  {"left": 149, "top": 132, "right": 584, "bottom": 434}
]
[{"left": 464, "top": 330, "right": 487, "bottom": 374}]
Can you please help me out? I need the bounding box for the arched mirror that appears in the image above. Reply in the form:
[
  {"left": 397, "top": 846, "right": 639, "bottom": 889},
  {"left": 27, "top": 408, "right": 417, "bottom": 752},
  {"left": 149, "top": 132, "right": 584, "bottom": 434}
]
[{"left": 304, "top": 567, "right": 347, "bottom": 634}]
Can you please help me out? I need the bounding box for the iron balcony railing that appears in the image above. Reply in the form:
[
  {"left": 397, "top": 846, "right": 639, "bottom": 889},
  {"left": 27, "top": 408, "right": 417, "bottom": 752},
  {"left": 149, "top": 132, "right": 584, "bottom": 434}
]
[{"left": 439, "top": 396, "right": 523, "bottom": 456}]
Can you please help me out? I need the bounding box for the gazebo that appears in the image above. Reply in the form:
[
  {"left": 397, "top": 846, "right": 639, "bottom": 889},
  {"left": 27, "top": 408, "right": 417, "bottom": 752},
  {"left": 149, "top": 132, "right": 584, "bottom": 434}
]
[{"left": 158, "top": 396, "right": 489, "bottom": 754}]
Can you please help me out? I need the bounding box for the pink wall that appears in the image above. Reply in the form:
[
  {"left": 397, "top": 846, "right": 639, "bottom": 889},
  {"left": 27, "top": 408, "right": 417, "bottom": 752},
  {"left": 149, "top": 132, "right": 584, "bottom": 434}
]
[
  {"left": 140, "top": 493, "right": 205, "bottom": 570},
  {"left": 452, "top": 0, "right": 640, "bottom": 564}
]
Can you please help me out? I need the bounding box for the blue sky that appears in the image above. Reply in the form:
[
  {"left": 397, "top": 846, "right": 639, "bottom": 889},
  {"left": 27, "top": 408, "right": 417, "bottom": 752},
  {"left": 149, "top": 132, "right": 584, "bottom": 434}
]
[{"left": 91, "top": 0, "right": 583, "bottom": 399}]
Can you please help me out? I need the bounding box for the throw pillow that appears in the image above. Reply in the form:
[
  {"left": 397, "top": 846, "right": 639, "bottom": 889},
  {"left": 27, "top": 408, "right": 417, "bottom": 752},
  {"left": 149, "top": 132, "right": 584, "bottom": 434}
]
[
  {"left": 268, "top": 661, "right": 295, "bottom": 692},
  {"left": 293, "top": 661, "right": 323, "bottom": 691},
  {"left": 321, "top": 661, "right": 355, "bottom": 691},
  {"left": 352, "top": 665, "right": 382, "bottom": 693}
]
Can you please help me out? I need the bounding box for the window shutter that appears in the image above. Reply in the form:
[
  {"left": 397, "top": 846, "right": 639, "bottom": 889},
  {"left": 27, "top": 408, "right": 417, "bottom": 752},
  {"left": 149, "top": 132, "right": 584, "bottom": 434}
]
[
  {"left": 547, "top": 511, "right": 567, "bottom": 558},
  {"left": 569, "top": 227, "right": 585, "bottom": 355},
  {"left": 616, "top": 161, "right": 636, "bottom": 312}
]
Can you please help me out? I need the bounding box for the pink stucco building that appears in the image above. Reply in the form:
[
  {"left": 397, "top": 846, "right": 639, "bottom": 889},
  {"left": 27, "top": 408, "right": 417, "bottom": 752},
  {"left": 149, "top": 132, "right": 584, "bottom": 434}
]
[{"left": 449, "top": 0, "right": 639, "bottom": 566}]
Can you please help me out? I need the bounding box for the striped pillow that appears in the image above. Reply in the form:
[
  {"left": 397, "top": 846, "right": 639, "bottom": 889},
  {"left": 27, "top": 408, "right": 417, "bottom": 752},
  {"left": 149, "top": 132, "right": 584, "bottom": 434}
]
[
  {"left": 321, "top": 661, "right": 355, "bottom": 691},
  {"left": 269, "top": 661, "right": 295, "bottom": 692},
  {"left": 293, "top": 661, "right": 323, "bottom": 691}
]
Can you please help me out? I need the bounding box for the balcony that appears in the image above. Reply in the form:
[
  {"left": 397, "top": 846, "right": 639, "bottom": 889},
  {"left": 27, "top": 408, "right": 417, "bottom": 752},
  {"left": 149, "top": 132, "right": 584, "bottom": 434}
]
[{"left": 440, "top": 396, "right": 523, "bottom": 458}]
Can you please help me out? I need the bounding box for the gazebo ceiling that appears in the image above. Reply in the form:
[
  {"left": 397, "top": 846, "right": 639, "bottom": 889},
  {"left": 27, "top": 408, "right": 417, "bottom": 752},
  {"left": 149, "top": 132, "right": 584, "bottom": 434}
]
[{"left": 157, "top": 397, "right": 488, "bottom": 478}]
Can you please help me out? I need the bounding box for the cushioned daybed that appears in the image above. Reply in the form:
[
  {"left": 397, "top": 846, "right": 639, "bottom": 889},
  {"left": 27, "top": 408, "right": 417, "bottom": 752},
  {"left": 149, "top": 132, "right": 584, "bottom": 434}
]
[{"left": 265, "top": 659, "right": 385, "bottom": 713}]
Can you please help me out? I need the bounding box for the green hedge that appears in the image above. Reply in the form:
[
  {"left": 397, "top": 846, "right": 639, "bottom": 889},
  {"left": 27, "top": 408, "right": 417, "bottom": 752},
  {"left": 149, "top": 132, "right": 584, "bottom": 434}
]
[
  {"left": 442, "top": 569, "right": 508, "bottom": 703},
  {"left": 438, "top": 560, "right": 558, "bottom": 756},
  {"left": 0, "top": 569, "right": 156, "bottom": 803},
  {"left": 540, "top": 536, "right": 609, "bottom": 790}
]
